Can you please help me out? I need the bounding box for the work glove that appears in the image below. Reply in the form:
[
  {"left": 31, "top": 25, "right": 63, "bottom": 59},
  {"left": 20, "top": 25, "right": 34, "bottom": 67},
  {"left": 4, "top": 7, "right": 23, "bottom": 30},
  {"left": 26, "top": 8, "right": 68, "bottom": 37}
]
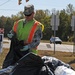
[
  {"left": 7, "top": 33, "right": 14, "bottom": 39},
  {"left": 20, "top": 45, "right": 29, "bottom": 51},
  {"left": 7, "top": 30, "right": 14, "bottom": 39}
]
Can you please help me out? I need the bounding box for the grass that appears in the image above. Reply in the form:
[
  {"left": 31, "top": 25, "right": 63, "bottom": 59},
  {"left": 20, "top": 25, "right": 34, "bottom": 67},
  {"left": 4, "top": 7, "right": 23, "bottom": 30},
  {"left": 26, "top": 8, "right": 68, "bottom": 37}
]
[
  {"left": 0, "top": 48, "right": 9, "bottom": 69},
  {"left": 0, "top": 48, "right": 75, "bottom": 70}
]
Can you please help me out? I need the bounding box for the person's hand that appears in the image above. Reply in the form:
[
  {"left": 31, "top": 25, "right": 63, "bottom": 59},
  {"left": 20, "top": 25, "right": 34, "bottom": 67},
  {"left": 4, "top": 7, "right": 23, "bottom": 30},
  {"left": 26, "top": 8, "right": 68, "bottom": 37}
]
[
  {"left": 20, "top": 45, "right": 29, "bottom": 51},
  {"left": 7, "top": 33, "right": 14, "bottom": 39}
]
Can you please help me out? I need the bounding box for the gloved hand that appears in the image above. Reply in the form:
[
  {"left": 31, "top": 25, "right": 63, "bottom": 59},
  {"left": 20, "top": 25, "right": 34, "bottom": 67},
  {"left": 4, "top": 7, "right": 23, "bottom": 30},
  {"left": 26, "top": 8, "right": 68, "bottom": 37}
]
[
  {"left": 20, "top": 45, "right": 29, "bottom": 51},
  {"left": 7, "top": 33, "right": 14, "bottom": 39}
]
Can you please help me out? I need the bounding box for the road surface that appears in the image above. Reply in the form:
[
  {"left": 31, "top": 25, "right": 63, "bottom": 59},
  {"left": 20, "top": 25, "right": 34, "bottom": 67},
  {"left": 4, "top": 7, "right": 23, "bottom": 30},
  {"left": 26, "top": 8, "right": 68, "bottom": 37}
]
[
  {"left": 3, "top": 39, "right": 74, "bottom": 52},
  {"left": 38, "top": 43, "right": 73, "bottom": 52}
]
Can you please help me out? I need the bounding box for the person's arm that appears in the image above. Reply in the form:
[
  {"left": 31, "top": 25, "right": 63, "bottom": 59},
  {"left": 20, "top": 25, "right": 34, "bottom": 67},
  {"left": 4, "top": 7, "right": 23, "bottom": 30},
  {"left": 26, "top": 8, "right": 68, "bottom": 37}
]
[
  {"left": 20, "top": 28, "right": 43, "bottom": 51},
  {"left": 28, "top": 28, "right": 43, "bottom": 49}
]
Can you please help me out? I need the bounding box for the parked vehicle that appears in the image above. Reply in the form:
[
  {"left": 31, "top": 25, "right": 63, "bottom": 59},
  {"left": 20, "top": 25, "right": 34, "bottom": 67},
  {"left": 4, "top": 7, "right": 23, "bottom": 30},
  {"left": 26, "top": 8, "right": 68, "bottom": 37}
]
[{"left": 50, "top": 37, "right": 62, "bottom": 44}]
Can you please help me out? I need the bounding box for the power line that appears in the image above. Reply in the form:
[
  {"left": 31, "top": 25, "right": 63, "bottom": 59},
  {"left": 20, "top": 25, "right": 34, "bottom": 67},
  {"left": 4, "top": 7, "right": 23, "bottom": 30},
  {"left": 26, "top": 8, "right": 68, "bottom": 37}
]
[
  {"left": 0, "top": 9, "right": 21, "bottom": 11},
  {"left": 0, "top": 0, "right": 11, "bottom": 6}
]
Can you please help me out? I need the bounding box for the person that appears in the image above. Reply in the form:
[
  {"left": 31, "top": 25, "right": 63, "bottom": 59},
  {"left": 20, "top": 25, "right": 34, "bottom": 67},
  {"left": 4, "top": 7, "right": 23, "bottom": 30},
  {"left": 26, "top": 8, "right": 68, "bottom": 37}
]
[
  {"left": 0, "top": 34, "right": 2, "bottom": 53},
  {"left": 0, "top": 28, "right": 4, "bottom": 53},
  {"left": 2, "top": 4, "right": 44, "bottom": 68}
]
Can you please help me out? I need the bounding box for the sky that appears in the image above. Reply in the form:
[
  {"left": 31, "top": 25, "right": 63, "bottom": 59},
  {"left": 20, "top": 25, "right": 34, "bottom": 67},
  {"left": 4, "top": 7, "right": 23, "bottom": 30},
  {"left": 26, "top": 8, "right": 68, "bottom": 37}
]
[{"left": 0, "top": 0, "right": 75, "bottom": 17}]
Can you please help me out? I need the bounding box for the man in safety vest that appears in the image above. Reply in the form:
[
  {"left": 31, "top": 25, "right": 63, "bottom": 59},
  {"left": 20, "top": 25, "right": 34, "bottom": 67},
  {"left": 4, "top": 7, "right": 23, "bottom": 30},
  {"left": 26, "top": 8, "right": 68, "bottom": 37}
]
[{"left": 2, "top": 4, "right": 44, "bottom": 68}]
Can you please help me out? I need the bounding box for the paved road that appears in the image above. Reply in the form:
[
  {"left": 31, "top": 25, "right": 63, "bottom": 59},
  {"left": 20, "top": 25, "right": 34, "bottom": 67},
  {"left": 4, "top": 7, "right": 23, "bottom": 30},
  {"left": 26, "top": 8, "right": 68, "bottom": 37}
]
[
  {"left": 38, "top": 43, "right": 73, "bottom": 52},
  {"left": 3, "top": 39, "right": 74, "bottom": 52}
]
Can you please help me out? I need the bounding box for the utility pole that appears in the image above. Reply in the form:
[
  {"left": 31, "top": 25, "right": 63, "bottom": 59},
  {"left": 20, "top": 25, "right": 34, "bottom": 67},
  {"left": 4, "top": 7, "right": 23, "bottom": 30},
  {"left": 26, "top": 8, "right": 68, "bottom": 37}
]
[
  {"left": 71, "top": 15, "right": 75, "bottom": 54},
  {"left": 51, "top": 9, "right": 59, "bottom": 54}
]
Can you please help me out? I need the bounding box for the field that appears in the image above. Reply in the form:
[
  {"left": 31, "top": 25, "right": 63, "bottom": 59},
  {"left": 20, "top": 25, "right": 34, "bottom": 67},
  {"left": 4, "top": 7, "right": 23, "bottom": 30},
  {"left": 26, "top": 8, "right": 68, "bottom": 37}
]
[{"left": 0, "top": 48, "right": 75, "bottom": 70}]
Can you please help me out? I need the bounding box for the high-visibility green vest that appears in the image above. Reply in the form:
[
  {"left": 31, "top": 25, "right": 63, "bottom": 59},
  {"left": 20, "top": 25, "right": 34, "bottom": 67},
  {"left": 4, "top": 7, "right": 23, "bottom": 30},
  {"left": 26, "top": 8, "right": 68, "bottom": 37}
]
[{"left": 13, "top": 19, "right": 44, "bottom": 54}]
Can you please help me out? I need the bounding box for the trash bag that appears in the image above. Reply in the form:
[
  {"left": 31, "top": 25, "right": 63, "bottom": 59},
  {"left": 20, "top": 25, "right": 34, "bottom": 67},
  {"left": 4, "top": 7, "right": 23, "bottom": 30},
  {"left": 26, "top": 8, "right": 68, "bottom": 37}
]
[
  {"left": 54, "top": 66, "right": 75, "bottom": 75},
  {"left": 0, "top": 53, "right": 75, "bottom": 75},
  {"left": 10, "top": 52, "right": 54, "bottom": 75},
  {"left": 42, "top": 56, "right": 71, "bottom": 71},
  {"left": 0, "top": 52, "right": 54, "bottom": 75},
  {"left": 42, "top": 56, "right": 75, "bottom": 75},
  {"left": 0, "top": 66, "right": 14, "bottom": 75}
]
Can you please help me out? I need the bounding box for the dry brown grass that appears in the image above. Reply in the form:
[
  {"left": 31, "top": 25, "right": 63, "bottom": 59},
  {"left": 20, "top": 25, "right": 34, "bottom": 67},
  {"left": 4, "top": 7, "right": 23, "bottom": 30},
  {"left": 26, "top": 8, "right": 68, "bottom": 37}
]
[
  {"left": 0, "top": 48, "right": 9, "bottom": 69},
  {"left": 0, "top": 48, "right": 75, "bottom": 70}
]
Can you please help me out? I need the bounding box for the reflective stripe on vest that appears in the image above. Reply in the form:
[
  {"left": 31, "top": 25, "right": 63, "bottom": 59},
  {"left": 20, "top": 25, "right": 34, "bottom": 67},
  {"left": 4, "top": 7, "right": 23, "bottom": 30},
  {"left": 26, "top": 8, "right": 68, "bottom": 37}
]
[
  {"left": 13, "top": 21, "right": 18, "bottom": 33},
  {"left": 13, "top": 21, "right": 39, "bottom": 44},
  {"left": 27, "top": 21, "right": 39, "bottom": 43}
]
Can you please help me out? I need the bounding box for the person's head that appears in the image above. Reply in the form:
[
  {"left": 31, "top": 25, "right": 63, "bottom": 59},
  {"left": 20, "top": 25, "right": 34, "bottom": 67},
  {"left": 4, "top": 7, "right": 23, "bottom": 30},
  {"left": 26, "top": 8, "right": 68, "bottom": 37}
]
[{"left": 23, "top": 4, "right": 35, "bottom": 21}]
